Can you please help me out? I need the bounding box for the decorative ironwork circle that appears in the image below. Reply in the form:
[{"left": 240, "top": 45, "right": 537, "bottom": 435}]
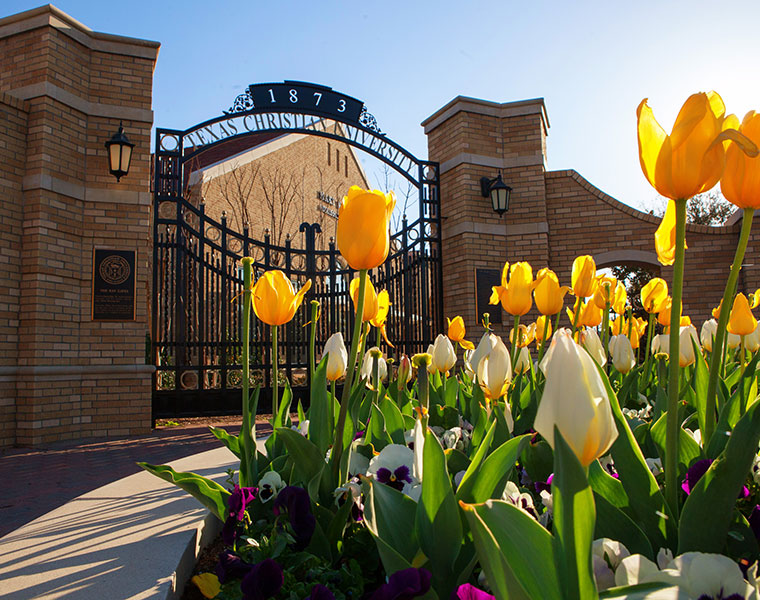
[{"left": 159, "top": 134, "right": 180, "bottom": 152}]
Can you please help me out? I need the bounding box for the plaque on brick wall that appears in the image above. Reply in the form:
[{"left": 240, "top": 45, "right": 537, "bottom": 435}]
[
  {"left": 92, "top": 249, "right": 136, "bottom": 321},
  {"left": 475, "top": 268, "right": 502, "bottom": 325}
]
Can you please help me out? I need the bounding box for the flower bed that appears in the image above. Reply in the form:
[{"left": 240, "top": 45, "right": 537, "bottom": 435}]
[{"left": 143, "top": 95, "right": 760, "bottom": 600}]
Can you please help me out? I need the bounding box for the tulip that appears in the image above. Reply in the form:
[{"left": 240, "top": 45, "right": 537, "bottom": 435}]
[
  {"left": 534, "top": 330, "right": 618, "bottom": 466},
  {"left": 700, "top": 319, "right": 718, "bottom": 352},
  {"left": 641, "top": 278, "right": 669, "bottom": 313},
  {"left": 679, "top": 325, "right": 700, "bottom": 367},
  {"left": 337, "top": 186, "right": 396, "bottom": 270},
  {"left": 721, "top": 111, "right": 760, "bottom": 209},
  {"left": 425, "top": 344, "right": 436, "bottom": 374},
  {"left": 470, "top": 332, "right": 497, "bottom": 377},
  {"left": 637, "top": 92, "right": 737, "bottom": 202},
  {"left": 350, "top": 277, "right": 379, "bottom": 322},
  {"left": 477, "top": 335, "right": 512, "bottom": 399},
  {"left": 534, "top": 268, "right": 570, "bottom": 315},
  {"left": 568, "top": 299, "right": 603, "bottom": 328},
  {"left": 726, "top": 331, "right": 741, "bottom": 349},
  {"left": 609, "top": 334, "right": 635, "bottom": 374},
  {"left": 397, "top": 354, "right": 412, "bottom": 386},
  {"left": 580, "top": 327, "right": 607, "bottom": 366},
  {"left": 727, "top": 293, "right": 757, "bottom": 336},
  {"left": 629, "top": 317, "right": 647, "bottom": 350},
  {"left": 360, "top": 347, "right": 387, "bottom": 383},
  {"left": 656, "top": 297, "right": 675, "bottom": 328},
  {"left": 513, "top": 347, "right": 531, "bottom": 375},
  {"left": 370, "top": 289, "right": 393, "bottom": 347},
  {"left": 571, "top": 255, "right": 597, "bottom": 298},
  {"left": 652, "top": 334, "right": 670, "bottom": 357},
  {"left": 447, "top": 316, "right": 475, "bottom": 350},
  {"left": 744, "top": 324, "right": 760, "bottom": 353},
  {"left": 509, "top": 323, "right": 533, "bottom": 348},
  {"left": 251, "top": 270, "right": 312, "bottom": 326},
  {"left": 611, "top": 281, "right": 628, "bottom": 315},
  {"left": 490, "top": 261, "right": 534, "bottom": 316},
  {"left": 610, "top": 316, "right": 627, "bottom": 336},
  {"left": 593, "top": 275, "right": 619, "bottom": 309},
  {"left": 534, "top": 315, "right": 553, "bottom": 342},
  {"left": 431, "top": 334, "right": 457, "bottom": 373},
  {"left": 322, "top": 332, "right": 348, "bottom": 381}
]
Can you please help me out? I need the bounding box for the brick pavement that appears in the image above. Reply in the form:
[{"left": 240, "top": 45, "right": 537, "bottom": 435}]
[{"left": 0, "top": 420, "right": 267, "bottom": 538}]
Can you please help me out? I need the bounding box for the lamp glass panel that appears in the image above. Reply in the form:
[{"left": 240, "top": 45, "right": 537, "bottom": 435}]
[
  {"left": 109, "top": 144, "right": 121, "bottom": 172},
  {"left": 119, "top": 144, "right": 133, "bottom": 172}
]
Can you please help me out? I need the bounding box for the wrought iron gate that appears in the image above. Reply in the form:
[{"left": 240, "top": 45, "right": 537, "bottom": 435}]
[{"left": 152, "top": 82, "right": 442, "bottom": 417}]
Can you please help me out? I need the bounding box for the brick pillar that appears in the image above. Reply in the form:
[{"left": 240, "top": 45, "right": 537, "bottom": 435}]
[
  {"left": 422, "top": 97, "right": 550, "bottom": 341},
  {"left": 0, "top": 6, "right": 159, "bottom": 446}
]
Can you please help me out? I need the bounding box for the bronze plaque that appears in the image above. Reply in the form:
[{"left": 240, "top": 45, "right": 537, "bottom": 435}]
[
  {"left": 475, "top": 268, "right": 502, "bottom": 325},
  {"left": 92, "top": 248, "right": 136, "bottom": 321}
]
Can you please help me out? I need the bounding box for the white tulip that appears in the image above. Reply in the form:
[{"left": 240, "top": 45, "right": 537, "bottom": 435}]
[
  {"left": 360, "top": 347, "right": 387, "bottom": 383},
  {"left": 651, "top": 333, "right": 669, "bottom": 357},
  {"left": 477, "top": 335, "right": 512, "bottom": 400},
  {"left": 727, "top": 331, "right": 741, "bottom": 349},
  {"left": 431, "top": 334, "right": 457, "bottom": 373},
  {"left": 426, "top": 344, "right": 436, "bottom": 373},
  {"left": 470, "top": 332, "right": 498, "bottom": 378},
  {"left": 534, "top": 330, "right": 618, "bottom": 466},
  {"left": 514, "top": 346, "right": 531, "bottom": 375},
  {"left": 322, "top": 332, "right": 348, "bottom": 381},
  {"left": 678, "top": 325, "right": 699, "bottom": 367},
  {"left": 539, "top": 327, "right": 572, "bottom": 374},
  {"left": 744, "top": 323, "right": 760, "bottom": 353},
  {"left": 580, "top": 327, "right": 607, "bottom": 366},
  {"left": 700, "top": 319, "right": 717, "bottom": 352},
  {"left": 609, "top": 334, "right": 635, "bottom": 374}
]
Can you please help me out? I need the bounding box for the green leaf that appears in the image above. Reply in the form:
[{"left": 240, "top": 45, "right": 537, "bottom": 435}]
[
  {"left": 137, "top": 463, "right": 230, "bottom": 521},
  {"left": 379, "top": 394, "right": 407, "bottom": 446},
  {"left": 462, "top": 499, "right": 561, "bottom": 600},
  {"left": 458, "top": 434, "right": 530, "bottom": 504},
  {"left": 454, "top": 420, "right": 496, "bottom": 501},
  {"left": 275, "top": 427, "right": 325, "bottom": 495},
  {"left": 597, "top": 363, "right": 676, "bottom": 551},
  {"left": 367, "top": 403, "right": 393, "bottom": 451},
  {"left": 308, "top": 355, "right": 331, "bottom": 455},
  {"left": 593, "top": 493, "right": 653, "bottom": 559},
  {"left": 588, "top": 460, "right": 628, "bottom": 510},
  {"left": 444, "top": 377, "right": 459, "bottom": 408},
  {"left": 416, "top": 429, "right": 463, "bottom": 598},
  {"left": 363, "top": 477, "right": 419, "bottom": 563},
  {"left": 649, "top": 412, "right": 702, "bottom": 480},
  {"left": 692, "top": 338, "right": 709, "bottom": 436},
  {"left": 551, "top": 428, "right": 598, "bottom": 600},
  {"left": 678, "top": 396, "right": 760, "bottom": 553},
  {"left": 599, "top": 583, "right": 687, "bottom": 599},
  {"left": 209, "top": 426, "right": 241, "bottom": 459},
  {"left": 368, "top": 532, "right": 414, "bottom": 575}
]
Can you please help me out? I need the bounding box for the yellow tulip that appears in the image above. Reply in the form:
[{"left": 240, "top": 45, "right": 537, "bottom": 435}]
[
  {"left": 610, "top": 316, "right": 627, "bottom": 336},
  {"left": 574, "top": 299, "right": 603, "bottom": 328},
  {"left": 721, "top": 111, "right": 760, "bottom": 209},
  {"left": 534, "top": 268, "right": 571, "bottom": 315},
  {"left": 252, "top": 270, "right": 312, "bottom": 326},
  {"left": 571, "top": 255, "right": 596, "bottom": 298},
  {"left": 489, "top": 261, "right": 534, "bottom": 316},
  {"left": 637, "top": 92, "right": 736, "bottom": 201},
  {"left": 654, "top": 200, "right": 687, "bottom": 266},
  {"left": 350, "top": 277, "right": 378, "bottom": 322},
  {"left": 630, "top": 317, "right": 647, "bottom": 350},
  {"left": 592, "top": 275, "right": 618, "bottom": 309},
  {"left": 535, "top": 315, "right": 553, "bottom": 342},
  {"left": 750, "top": 289, "right": 760, "bottom": 310},
  {"left": 535, "top": 330, "right": 618, "bottom": 466},
  {"left": 657, "top": 297, "right": 674, "bottom": 328},
  {"left": 447, "top": 316, "right": 475, "bottom": 350},
  {"left": 712, "top": 301, "right": 722, "bottom": 319},
  {"left": 369, "top": 289, "right": 394, "bottom": 347},
  {"left": 641, "top": 278, "right": 669, "bottom": 313},
  {"left": 337, "top": 186, "right": 396, "bottom": 270},
  {"left": 727, "top": 293, "right": 758, "bottom": 336},
  {"left": 611, "top": 281, "right": 627, "bottom": 315},
  {"left": 509, "top": 323, "right": 534, "bottom": 348}
]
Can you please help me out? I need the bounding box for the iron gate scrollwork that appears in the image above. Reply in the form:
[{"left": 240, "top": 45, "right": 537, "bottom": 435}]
[{"left": 152, "top": 81, "right": 442, "bottom": 417}]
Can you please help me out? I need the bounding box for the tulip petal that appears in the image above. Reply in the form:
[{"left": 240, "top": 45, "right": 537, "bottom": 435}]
[
  {"left": 654, "top": 200, "right": 677, "bottom": 266},
  {"left": 637, "top": 99, "right": 670, "bottom": 197}
]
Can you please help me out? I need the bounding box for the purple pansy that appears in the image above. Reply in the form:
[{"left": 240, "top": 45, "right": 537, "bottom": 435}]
[
  {"left": 240, "top": 558, "right": 283, "bottom": 600},
  {"left": 222, "top": 515, "right": 240, "bottom": 546},
  {"left": 229, "top": 484, "right": 258, "bottom": 521},
  {"left": 310, "top": 584, "right": 336, "bottom": 600},
  {"left": 535, "top": 473, "right": 553, "bottom": 495},
  {"left": 376, "top": 465, "right": 413, "bottom": 492},
  {"left": 454, "top": 583, "right": 496, "bottom": 600},
  {"left": 216, "top": 549, "right": 253, "bottom": 584},
  {"left": 749, "top": 505, "right": 760, "bottom": 543},
  {"left": 681, "top": 459, "right": 749, "bottom": 497},
  {"left": 370, "top": 567, "right": 432, "bottom": 600},
  {"left": 273, "top": 486, "right": 316, "bottom": 550}
]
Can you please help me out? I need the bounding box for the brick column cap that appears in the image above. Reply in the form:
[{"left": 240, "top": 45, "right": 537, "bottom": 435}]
[{"left": 421, "top": 96, "right": 549, "bottom": 135}]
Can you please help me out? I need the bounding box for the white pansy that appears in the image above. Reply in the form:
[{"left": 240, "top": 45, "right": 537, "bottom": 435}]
[
  {"left": 593, "top": 538, "right": 630, "bottom": 570},
  {"left": 753, "top": 454, "right": 760, "bottom": 486},
  {"left": 502, "top": 481, "right": 537, "bottom": 520},
  {"left": 258, "top": 470, "right": 285, "bottom": 503},
  {"left": 650, "top": 552, "right": 755, "bottom": 599},
  {"left": 685, "top": 428, "right": 702, "bottom": 448},
  {"left": 347, "top": 441, "right": 370, "bottom": 477},
  {"left": 646, "top": 457, "right": 663, "bottom": 477},
  {"left": 614, "top": 554, "right": 661, "bottom": 587},
  {"left": 291, "top": 419, "right": 309, "bottom": 436},
  {"left": 657, "top": 548, "right": 674, "bottom": 570},
  {"left": 367, "top": 444, "right": 420, "bottom": 500}
]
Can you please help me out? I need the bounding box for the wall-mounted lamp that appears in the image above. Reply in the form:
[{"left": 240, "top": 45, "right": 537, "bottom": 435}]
[
  {"left": 105, "top": 122, "right": 134, "bottom": 182},
  {"left": 480, "top": 172, "right": 511, "bottom": 217}
]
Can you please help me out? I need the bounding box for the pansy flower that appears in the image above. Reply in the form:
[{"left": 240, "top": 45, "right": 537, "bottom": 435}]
[
  {"left": 258, "top": 471, "right": 285, "bottom": 503},
  {"left": 273, "top": 486, "right": 316, "bottom": 550},
  {"left": 370, "top": 567, "right": 432, "bottom": 600},
  {"left": 367, "top": 444, "right": 420, "bottom": 499},
  {"left": 240, "top": 558, "right": 283, "bottom": 600}
]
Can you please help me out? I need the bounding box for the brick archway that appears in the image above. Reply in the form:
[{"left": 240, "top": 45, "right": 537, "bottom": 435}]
[{"left": 423, "top": 96, "right": 760, "bottom": 339}]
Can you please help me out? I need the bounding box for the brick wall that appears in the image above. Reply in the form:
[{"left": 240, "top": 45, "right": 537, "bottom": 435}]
[
  {"left": 0, "top": 5, "right": 158, "bottom": 447},
  {"left": 424, "top": 95, "right": 758, "bottom": 342}
]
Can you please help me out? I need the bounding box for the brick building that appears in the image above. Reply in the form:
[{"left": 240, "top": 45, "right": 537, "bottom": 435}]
[{"left": 185, "top": 129, "right": 370, "bottom": 249}]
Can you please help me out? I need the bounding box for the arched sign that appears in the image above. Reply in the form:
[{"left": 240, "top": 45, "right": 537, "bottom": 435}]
[
  {"left": 156, "top": 81, "right": 434, "bottom": 187},
  {"left": 152, "top": 82, "right": 442, "bottom": 417}
]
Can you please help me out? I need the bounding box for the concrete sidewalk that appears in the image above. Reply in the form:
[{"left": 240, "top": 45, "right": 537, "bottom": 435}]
[{"left": 0, "top": 422, "right": 251, "bottom": 538}]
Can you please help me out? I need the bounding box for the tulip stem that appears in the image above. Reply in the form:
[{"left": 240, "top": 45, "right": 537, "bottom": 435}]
[
  {"left": 332, "top": 269, "right": 368, "bottom": 479},
  {"left": 665, "top": 198, "right": 687, "bottom": 517},
  {"left": 704, "top": 208, "right": 754, "bottom": 444},
  {"left": 511, "top": 315, "right": 521, "bottom": 372},
  {"left": 373, "top": 354, "right": 381, "bottom": 405},
  {"left": 330, "top": 380, "right": 336, "bottom": 432},
  {"left": 537, "top": 315, "right": 551, "bottom": 364},
  {"left": 309, "top": 301, "right": 319, "bottom": 380},
  {"left": 240, "top": 258, "right": 255, "bottom": 488},
  {"left": 271, "top": 324, "right": 279, "bottom": 424},
  {"left": 601, "top": 301, "right": 611, "bottom": 369},
  {"left": 571, "top": 298, "right": 582, "bottom": 341},
  {"left": 644, "top": 313, "right": 655, "bottom": 364}
]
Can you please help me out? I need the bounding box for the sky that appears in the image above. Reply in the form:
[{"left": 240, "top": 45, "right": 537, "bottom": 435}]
[{"left": 5, "top": 0, "right": 760, "bottom": 212}]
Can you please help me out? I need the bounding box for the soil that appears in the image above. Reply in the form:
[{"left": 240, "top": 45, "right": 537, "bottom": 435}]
[{"left": 182, "top": 533, "right": 225, "bottom": 600}]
